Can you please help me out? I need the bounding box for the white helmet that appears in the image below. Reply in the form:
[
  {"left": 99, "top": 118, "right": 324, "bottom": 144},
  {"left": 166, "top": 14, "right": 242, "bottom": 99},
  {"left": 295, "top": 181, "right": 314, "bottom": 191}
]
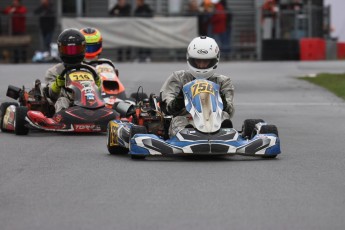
[{"left": 187, "top": 36, "right": 220, "bottom": 79}]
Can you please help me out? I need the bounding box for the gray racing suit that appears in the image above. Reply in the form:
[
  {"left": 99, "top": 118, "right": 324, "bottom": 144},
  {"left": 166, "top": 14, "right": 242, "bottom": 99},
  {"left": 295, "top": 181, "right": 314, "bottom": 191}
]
[{"left": 160, "top": 70, "right": 235, "bottom": 137}]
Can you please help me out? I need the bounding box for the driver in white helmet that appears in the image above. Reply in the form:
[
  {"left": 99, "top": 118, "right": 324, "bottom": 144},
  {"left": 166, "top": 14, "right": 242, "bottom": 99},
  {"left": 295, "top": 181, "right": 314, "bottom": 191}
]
[{"left": 160, "top": 36, "right": 235, "bottom": 137}]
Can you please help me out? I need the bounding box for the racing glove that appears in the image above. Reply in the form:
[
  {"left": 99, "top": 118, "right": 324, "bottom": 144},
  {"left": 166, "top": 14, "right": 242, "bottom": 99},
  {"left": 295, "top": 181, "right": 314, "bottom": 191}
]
[
  {"left": 51, "top": 75, "right": 65, "bottom": 94},
  {"left": 167, "top": 90, "right": 184, "bottom": 115},
  {"left": 95, "top": 76, "right": 101, "bottom": 88}
]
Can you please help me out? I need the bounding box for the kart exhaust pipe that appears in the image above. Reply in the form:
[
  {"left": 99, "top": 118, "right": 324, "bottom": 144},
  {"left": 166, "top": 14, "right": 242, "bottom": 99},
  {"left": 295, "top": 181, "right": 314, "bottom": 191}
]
[{"left": 6, "top": 85, "right": 22, "bottom": 100}]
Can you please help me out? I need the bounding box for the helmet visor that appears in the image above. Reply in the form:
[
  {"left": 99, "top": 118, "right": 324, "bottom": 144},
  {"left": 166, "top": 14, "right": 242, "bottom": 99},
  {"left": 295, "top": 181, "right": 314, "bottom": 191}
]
[
  {"left": 86, "top": 42, "right": 102, "bottom": 54},
  {"left": 59, "top": 44, "right": 85, "bottom": 56},
  {"left": 188, "top": 58, "right": 218, "bottom": 69}
]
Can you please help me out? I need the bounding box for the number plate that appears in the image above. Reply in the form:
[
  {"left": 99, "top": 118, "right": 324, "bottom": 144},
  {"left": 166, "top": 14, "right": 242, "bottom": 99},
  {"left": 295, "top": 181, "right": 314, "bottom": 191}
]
[
  {"left": 191, "top": 81, "right": 215, "bottom": 97},
  {"left": 68, "top": 71, "right": 94, "bottom": 81}
]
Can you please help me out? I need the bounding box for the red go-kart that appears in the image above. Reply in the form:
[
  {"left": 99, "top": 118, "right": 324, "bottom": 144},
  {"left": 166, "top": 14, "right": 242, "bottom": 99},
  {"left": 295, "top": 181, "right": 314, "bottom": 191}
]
[{"left": 0, "top": 64, "right": 118, "bottom": 135}]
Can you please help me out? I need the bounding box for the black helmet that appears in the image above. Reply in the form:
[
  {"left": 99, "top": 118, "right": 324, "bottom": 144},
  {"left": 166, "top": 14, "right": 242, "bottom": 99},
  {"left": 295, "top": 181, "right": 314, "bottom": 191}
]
[{"left": 57, "top": 28, "right": 86, "bottom": 65}]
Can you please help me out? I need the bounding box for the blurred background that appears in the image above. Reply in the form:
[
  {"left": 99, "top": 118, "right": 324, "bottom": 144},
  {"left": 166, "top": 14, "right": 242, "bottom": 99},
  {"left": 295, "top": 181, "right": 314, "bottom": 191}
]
[{"left": 0, "top": 0, "right": 344, "bottom": 64}]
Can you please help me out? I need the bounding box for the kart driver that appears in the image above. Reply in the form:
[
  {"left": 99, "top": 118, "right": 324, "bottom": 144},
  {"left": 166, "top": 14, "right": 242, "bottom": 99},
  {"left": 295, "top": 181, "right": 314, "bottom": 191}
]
[
  {"left": 45, "top": 28, "right": 101, "bottom": 113},
  {"left": 160, "top": 36, "right": 235, "bottom": 137},
  {"left": 80, "top": 27, "right": 117, "bottom": 70}
]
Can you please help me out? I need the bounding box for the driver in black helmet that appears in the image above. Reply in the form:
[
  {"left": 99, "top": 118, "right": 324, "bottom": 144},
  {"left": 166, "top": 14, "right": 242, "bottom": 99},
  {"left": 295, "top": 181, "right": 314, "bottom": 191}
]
[{"left": 44, "top": 28, "right": 101, "bottom": 113}]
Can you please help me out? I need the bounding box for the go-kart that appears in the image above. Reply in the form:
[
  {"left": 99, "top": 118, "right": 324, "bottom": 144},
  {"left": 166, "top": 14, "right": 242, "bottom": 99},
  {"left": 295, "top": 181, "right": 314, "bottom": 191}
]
[
  {"left": 107, "top": 79, "right": 281, "bottom": 159},
  {"left": 0, "top": 64, "right": 118, "bottom": 135},
  {"left": 87, "top": 60, "right": 126, "bottom": 108}
]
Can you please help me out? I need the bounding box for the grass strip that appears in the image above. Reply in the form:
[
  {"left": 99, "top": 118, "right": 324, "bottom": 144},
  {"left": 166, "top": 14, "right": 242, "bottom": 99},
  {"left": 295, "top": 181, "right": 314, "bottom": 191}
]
[{"left": 300, "top": 73, "right": 345, "bottom": 100}]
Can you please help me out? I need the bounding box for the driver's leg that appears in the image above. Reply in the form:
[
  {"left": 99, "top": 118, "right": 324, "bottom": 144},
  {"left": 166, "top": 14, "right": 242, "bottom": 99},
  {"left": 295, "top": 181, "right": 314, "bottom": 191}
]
[{"left": 55, "top": 97, "right": 70, "bottom": 113}]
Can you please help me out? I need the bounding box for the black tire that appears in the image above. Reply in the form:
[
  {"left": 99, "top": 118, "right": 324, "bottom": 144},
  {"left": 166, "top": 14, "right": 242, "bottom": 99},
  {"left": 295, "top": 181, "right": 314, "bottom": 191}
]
[
  {"left": 130, "top": 125, "right": 148, "bottom": 138},
  {"left": 106, "top": 122, "right": 128, "bottom": 154},
  {"left": 259, "top": 124, "right": 279, "bottom": 159},
  {"left": 129, "top": 125, "right": 148, "bottom": 160},
  {"left": 259, "top": 124, "right": 279, "bottom": 137},
  {"left": 14, "top": 106, "right": 29, "bottom": 135},
  {"left": 242, "top": 119, "right": 264, "bottom": 139},
  {"left": 0, "top": 102, "right": 18, "bottom": 132}
]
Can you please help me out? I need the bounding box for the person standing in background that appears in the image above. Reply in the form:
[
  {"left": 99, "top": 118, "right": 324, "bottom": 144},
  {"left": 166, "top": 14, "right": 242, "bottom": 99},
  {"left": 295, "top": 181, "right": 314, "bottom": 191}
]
[
  {"left": 209, "top": 0, "right": 227, "bottom": 56},
  {"left": 134, "top": 0, "right": 153, "bottom": 62},
  {"left": 2, "top": 0, "right": 27, "bottom": 35},
  {"left": 34, "top": 0, "right": 56, "bottom": 52},
  {"left": 109, "top": 0, "right": 131, "bottom": 17},
  {"left": 109, "top": 0, "right": 132, "bottom": 62}
]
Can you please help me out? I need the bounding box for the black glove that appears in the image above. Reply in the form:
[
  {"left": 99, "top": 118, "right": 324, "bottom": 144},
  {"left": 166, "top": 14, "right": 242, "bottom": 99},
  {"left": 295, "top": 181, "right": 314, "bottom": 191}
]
[{"left": 167, "top": 90, "right": 184, "bottom": 115}]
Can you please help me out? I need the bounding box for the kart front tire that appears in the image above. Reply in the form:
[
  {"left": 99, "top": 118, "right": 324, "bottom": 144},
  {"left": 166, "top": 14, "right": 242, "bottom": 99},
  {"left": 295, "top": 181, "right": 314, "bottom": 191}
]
[
  {"left": 0, "top": 102, "right": 18, "bottom": 132},
  {"left": 107, "top": 145, "right": 128, "bottom": 155},
  {"left": 259, "top": 124, "right": 279, "bottom": 158},
  {"left": 15, "top": 106, "right": 29, "bottom": 135},
  {"left": 242, "top": 119, "right": 264, "bottom": 139},
  {"left": 107, "top": 123, "right": 128, "bottom": 154}
]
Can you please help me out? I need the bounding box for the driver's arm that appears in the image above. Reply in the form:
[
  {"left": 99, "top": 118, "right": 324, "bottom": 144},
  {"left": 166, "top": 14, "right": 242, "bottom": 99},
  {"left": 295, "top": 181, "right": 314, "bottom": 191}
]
[
  {"left": 219, "top": 76, "right": 235, "bottom": 118},
  {"left": 160, "top": 72, "right": 185, "bottom": 116}
]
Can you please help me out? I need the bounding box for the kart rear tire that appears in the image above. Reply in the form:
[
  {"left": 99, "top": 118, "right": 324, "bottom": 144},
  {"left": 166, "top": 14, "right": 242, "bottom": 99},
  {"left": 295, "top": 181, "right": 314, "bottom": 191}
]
[
  {"left": 130, "top": 125, "right": 148, "bottom": 138},
  {"left": 242, "top": 119, "right": 264, "bottom": 139},
  {"left": 106, "top": 122, "right": 128, "bottom": 154},
  {"left": 259, "top": 124, "right": 279, "bottom": 137},
  {"left": 107, "top": 145, "right": 128, "bottom": 155},
  {"left": 0, "top": 102, "right": 18, "bottom": 132},
  {"left": 15, "top": 106, "right": 29, "bottom": 135},
  {"left": 259, "top": 124, "right": 279, "bottom": 158}
]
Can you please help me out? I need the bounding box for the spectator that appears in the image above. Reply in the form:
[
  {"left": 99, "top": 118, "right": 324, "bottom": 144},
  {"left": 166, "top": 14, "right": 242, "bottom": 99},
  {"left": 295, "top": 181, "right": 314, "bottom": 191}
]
[
  {"left": 186, "top": 0, "right": 200, "bottom": 16},
  {"left": 209, "top": 0, "right": 227, "bottom": 55},
  {"left": 261, "top": 0, "right": 278, "bottom": 39},
  {"left": 134, "top": 0, "right": 153, "bottom": 62},
  {"left": 219, "top": 0, "right": 232, "bottom": 59},
  {"left": 109, "top": 0, "right": 131, "bottom": 62},
  {"left": 34, "top": 0, "right": 56, "bottom": 52},
  {"left": 109, "top": 0, "right": 131, "bottom": 17},
  {"left": 134, "top": 0, "right": 153, "bottom": 17},
  {"left": 199, "top": 0, "right": 214, "bottom": 36},
  {"left": 2, "top": 0, "right": 27, "bottom": 35}
]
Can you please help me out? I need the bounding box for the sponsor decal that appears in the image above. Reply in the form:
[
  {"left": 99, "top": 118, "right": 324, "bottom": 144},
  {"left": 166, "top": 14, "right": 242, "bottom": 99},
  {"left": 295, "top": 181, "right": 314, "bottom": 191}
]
[
  {"left": 109, "top": 122, "right": 119, "bottom": 146},
  {"left": 197, "top": 49, "right": 208, "bottom": 55},
  {"left": 74, "top": 124, "right": 101, "bottom": 132}
]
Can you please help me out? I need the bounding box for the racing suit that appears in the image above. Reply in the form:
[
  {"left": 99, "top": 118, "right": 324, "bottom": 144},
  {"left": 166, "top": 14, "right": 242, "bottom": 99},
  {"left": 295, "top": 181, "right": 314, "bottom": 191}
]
[
  {"left": 45, "top": 63, "right": 101, "bottom": 113},
  {"left": 160, "top": 70, "right": 235, "bottom": 137}
]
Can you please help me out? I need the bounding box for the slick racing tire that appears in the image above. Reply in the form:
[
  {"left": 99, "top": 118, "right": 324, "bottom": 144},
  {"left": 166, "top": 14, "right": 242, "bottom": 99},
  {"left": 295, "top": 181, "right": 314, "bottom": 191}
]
[
  {"left": 14, "top": 106, "right": 29, "bottom": 135},
  {"left": 0, "top": 102, "right": 18, "bottom": 132},
  {"left": 130, "top": 125, "right": 147, "bottom": 160},
  {"left": 107, "top": 123, "right": 128, "bottom": 155},
  {"left": 242, "top": 119, "right": 264, "bottom": 139},
  {"left": 259, "top": 124, "right": 279, "bottom": 159}
]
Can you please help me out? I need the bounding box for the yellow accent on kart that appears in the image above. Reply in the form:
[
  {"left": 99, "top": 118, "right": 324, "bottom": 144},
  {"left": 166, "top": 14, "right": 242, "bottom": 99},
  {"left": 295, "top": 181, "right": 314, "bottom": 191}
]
[
  {"left": 191, "top": 81, "right": 215, "bottom": 97},
  {"left": 109, "top": 122, "right": 119, "bottom": 146},
  {"left": 68, "top": 71, "right": 94, "bottom": 82}
]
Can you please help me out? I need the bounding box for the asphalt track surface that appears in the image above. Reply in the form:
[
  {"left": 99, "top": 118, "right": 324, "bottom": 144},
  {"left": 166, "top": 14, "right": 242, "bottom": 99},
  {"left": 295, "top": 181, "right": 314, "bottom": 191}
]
[{"left": 0, "top": 61, "right": 345, "bottom": 230}]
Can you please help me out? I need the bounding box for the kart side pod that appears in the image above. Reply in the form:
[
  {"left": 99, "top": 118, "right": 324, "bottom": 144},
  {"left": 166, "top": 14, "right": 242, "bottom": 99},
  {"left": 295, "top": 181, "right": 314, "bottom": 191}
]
[{"left": 6, "top": 85, "right": 22, "bottom": 100}]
